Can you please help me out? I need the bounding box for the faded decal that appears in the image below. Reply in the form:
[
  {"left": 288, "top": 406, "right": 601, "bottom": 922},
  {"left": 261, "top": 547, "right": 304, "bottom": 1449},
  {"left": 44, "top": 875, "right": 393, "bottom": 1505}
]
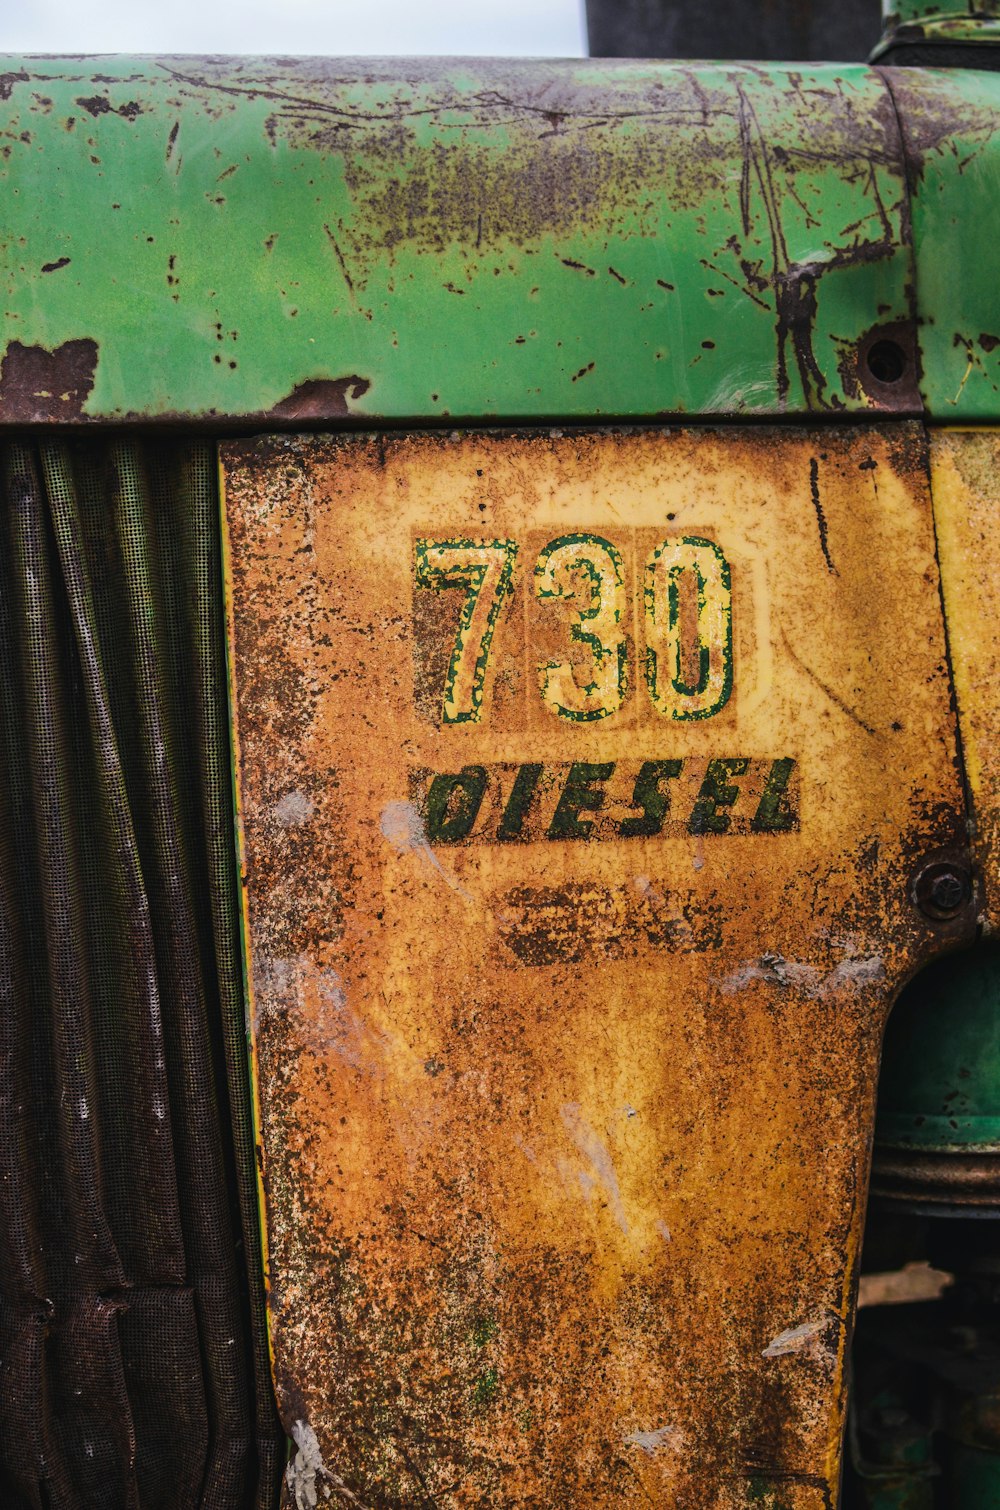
[
  {"left": 412, "top": 756, "right": 798, "bottom": 845},
  {"left": 414, "top": 529, "right": 733, "bottom": 728}
]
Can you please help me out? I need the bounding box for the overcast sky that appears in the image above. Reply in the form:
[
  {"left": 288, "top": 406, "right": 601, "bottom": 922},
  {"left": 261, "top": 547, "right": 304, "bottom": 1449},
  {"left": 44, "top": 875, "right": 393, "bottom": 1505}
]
[{"left": 1, "top": 0, "right": 588, "bottom": 57}]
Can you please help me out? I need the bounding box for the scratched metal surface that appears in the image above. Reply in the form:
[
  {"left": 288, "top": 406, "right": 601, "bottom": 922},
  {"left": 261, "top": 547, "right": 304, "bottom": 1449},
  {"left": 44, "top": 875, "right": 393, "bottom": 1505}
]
[
  {"left": 881, "top": 67, "right": 1000, "bottom": 421},
  {"left": 223, "top": 424, "right": 973, "bottom": 1508},
  {"left": 929, "top": 429, "right": 1000, "bottom": 929},
  {"left": 0, "top": 57, "right": 918, "bottom": 424}
]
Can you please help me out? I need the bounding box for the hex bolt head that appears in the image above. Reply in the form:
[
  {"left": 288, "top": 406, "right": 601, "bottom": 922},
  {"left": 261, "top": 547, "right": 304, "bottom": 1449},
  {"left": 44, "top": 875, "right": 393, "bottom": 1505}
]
[{"left": 913, "top": 861, "right": 972, "bottom": 921}]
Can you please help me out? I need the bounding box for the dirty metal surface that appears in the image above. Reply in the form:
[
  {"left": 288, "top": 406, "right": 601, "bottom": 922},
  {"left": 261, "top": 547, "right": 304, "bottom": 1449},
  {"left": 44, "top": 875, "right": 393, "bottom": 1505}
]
[
  {"left": 881, "top": 0, "right": 1000, "bottom": 29},
  {"left": 928, "top": 429, "right": 1000, "bottom": 928},
  {"left": 0, "top": 56, "right": 916, "bottom": 425},
  {"left": 222, "top": 424, "right": 972, "bottom": 1508},
  {"left": 880, "top": 67, "right": 1000, "bottom": 421}
]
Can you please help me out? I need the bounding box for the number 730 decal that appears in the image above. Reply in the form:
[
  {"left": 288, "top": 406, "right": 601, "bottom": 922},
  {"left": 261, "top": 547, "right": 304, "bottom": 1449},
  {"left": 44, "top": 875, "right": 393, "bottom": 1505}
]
[{"left": 414, "top": 532, "right": 733, "bottom": 725}]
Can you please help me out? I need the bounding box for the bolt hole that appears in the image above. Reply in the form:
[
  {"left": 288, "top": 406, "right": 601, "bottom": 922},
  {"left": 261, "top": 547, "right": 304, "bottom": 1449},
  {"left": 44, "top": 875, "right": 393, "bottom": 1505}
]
[{"left": 866, "top": 338, "right": 907, "bottom": 386}]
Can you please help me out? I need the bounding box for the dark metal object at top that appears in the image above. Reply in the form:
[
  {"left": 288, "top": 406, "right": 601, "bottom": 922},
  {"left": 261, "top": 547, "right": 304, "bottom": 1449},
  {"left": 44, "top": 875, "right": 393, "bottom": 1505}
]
[{"left": 585, "top": 0, "right": 881, "bottom": 62}]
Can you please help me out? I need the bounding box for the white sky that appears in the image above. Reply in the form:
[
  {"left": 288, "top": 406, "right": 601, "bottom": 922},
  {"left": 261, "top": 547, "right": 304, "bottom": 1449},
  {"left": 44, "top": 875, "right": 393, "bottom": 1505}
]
[{"left": 1, "top": 0, "right": 588, "bottom": 57}]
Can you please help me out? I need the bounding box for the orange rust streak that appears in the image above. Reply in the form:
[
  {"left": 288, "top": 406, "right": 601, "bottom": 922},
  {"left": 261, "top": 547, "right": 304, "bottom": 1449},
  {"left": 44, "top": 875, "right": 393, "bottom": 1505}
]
[
  {"left": 223, "top": 426, "right": 969, "bottom": 1508},
  {"left": 929, "top": 429, "right": 1000, "bottom": 930}
]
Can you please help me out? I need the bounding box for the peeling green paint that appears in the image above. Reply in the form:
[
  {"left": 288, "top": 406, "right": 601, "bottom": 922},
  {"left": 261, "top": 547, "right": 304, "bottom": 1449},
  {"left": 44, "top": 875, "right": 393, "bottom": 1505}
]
[
  {"left": 882, "top": 67, "right": 1000, "bottom": 422},
  {"left": 0, "top": 56, "right": 915, "bottom": 424}
]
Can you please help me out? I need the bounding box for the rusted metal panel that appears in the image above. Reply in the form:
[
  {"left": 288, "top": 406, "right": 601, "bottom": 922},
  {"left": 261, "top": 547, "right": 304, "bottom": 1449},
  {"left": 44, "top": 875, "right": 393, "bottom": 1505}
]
[
  {"left": 928, "top": 429, "right": 1000, "bottom": 929},
  {"left": 0, "top": 57, "right": 916, "bottom": 425},
  {"left": 222, "top": 424, "right": 971, "bottom": 1507}
]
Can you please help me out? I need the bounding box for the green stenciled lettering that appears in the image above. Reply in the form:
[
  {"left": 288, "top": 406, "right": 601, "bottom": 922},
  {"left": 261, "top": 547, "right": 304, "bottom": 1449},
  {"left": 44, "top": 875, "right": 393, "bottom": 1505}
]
[
  {"left": 547, "top": 761, "right": 615, "bottom": 840},
  {"left": 688, "top": 758, "right": 750, "bottom": 835},
  {"left": 644, "top": 535, "right": 733, "bottom": 721},
  {"left": 619, "top": 759, "right": 684, "bottom": 838},
  {"left": 498, "top": 763, "right": 544, "bottom": 842},
  {"left": 414, "top": 538, "right": 518, "bottom": 724},
  {"left": 535, "top": 534, "right": 628, "bottom": 722},
  {"left": 424, "top": 766, "right": 488, "bottom": 843},
  {"left": 751, "top": 758, "right": 798, "bottom": 833}
]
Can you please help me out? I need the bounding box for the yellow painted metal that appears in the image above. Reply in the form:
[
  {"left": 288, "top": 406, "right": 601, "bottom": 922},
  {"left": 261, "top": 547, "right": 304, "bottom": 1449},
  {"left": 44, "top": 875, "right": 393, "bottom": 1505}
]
[
  {"left": 222, "top": 425, "right": 970, "bottom": 1508},
  {"left": 219, "top": 448, "right": 278, "bottom": 1375},
  {"left": 929, "top": 430, "right": 1000, "bottom": 932}
]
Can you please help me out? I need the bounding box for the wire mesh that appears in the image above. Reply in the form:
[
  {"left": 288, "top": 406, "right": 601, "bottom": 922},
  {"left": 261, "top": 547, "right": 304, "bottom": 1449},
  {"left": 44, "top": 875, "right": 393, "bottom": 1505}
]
[{"left": 0, "top": 439, "right": 283, "bottom": 1510}]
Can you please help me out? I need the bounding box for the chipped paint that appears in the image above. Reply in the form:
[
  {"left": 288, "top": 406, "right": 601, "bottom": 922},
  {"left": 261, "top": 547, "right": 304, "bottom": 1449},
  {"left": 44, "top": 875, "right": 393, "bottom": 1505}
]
[
  {"left": 0, "top": 56, "right": 919, "bottom": 425},
  {"left": 0, "top": 338, "right": 98, "bottom": 422},
  {"left": 881, "top": 67, "right": 1000, "bottom": 420},
  {"left": 224, "top": 424, "right": 972, "bottom": 1506}
]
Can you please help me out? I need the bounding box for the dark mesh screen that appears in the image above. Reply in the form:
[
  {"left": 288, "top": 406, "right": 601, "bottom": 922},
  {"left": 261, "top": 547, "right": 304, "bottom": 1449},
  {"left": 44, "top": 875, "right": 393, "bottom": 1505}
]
[{"left": 0, "top": 439, "right": 284, "bottom": 1509}]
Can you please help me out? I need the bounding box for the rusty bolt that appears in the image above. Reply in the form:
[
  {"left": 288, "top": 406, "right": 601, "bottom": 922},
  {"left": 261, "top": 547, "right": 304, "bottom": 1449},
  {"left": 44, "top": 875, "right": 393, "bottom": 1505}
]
[{"left": 913, "top": 862, "right": 972, "bottom": 921}]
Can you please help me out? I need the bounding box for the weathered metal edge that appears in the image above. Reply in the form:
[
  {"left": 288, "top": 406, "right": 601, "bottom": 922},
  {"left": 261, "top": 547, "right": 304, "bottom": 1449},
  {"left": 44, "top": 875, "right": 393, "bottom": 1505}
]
[{"left": 880, "top": 66, "right": 1000, "bottom": 421}]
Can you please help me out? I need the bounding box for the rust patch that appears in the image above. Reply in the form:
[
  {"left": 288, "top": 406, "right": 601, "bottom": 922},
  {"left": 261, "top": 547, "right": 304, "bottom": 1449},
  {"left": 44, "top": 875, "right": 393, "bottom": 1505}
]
[
  {"left": 0, "top": 339, "right": 98, "bottom": 422},
  {"left": 0, "top": 70, "right": 29, "bottom": 101},
  {"left": 928, "top": 430, "right": 1000, "bottom": 931},
  {"left": 496, "top": 881, "right": 725, "bottom": 965},
  {"left": 267, "top": 376, "right": 371, "bottom": 422},
  {"left": 224, "top": 425, "right": 970, "bottom": 1506},
  {"left": 75, "top": 94, "right": 143, "bottom": 121}
]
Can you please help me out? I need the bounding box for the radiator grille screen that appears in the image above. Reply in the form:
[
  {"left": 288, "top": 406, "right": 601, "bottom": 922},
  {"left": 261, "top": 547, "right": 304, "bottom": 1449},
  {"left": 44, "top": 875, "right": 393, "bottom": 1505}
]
[{"left": 0, "top": 439, "right": 283, "bottom": 1509}]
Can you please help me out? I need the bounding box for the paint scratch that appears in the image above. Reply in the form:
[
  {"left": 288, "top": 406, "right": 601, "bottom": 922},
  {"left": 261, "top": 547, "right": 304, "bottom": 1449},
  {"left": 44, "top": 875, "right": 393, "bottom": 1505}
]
[{"left": 809, "top": 456, "right": 837, "bottom": 574}]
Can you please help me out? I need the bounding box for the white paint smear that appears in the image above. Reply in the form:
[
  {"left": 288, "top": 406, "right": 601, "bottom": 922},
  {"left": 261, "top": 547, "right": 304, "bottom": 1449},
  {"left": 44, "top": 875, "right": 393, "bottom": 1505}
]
[
  {"left": 274, "top": 790, "right": 314, "bottom": 827},
  {"left": 762, "top": 1317, "right": 828, "bottom": 1358},
  {"left": 560, "top": 1102, "right": 629, "bottom": 1235},
  {"left": 719, "top": 951, "right": 884, "bottom": 999},
  {"left": 625, "top": 1424, "right": 681, "bottom": 1454},
  {"left": 286, "top": 1419, "right": 370, "bottom": 1509},
  {"left": 379, "top": 799, "right": 475, "bottom": 901},
  {"left": 286, "top": 1420, "right": 332, "bottom": 1509}
]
